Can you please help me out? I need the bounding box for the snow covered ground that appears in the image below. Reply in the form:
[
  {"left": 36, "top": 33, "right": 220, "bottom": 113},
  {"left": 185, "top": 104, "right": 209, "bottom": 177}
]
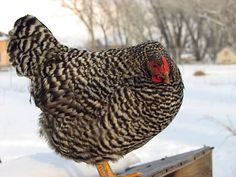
[{"left": 0, "top": 64, "right": 236, "bottom": 177}]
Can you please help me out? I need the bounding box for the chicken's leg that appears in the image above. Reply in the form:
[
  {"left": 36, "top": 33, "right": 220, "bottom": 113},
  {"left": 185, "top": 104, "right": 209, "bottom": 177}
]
[{"left": 96, "top": 161, "right": 142, "bottom": 177}]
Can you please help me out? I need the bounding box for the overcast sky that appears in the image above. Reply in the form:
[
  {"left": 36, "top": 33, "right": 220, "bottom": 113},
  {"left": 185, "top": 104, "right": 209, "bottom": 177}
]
[{"left": 0, "top": 0, "right": 88, "bottom": 47}]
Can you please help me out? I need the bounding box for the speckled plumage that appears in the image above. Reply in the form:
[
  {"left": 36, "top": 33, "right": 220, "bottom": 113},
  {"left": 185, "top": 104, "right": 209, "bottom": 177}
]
[{"left": 8, "top": 15, "right": 184, "bottom": 164}]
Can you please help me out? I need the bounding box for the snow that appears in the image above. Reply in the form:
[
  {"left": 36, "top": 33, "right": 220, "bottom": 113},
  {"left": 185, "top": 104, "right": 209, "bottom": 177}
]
[
  {"left": 0, "top": 65, "right": 236, "bottom": 177},
  {"left": 0, "top": 152, "right": 139, "bottom": 177}
]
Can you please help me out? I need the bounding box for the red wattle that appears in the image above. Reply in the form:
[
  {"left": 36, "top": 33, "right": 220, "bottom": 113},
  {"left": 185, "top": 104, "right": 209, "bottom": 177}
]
[{"left": 152, "top": 75, "right": 162, "bottom": 83}]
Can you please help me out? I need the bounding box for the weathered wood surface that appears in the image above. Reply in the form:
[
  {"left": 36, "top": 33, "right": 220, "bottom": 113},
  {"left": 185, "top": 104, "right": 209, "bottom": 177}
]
[{"left": 119, "top": 146, "right": 213, "bottom": 177}]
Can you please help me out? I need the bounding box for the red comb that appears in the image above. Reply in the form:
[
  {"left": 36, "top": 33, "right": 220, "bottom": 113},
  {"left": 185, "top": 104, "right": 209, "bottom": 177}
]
[{"left": 161, "top": 56, "right": 169, "bottom": 73}]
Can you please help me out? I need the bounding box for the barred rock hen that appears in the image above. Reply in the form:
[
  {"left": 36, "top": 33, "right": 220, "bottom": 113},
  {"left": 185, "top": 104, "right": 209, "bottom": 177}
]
[{"left": 7, "top": 15, "right": 184, "bottom": 177}]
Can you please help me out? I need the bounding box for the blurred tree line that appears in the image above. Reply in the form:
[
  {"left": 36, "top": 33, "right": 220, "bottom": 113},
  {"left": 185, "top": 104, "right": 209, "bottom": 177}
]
[{"left": 61, "top": 0, "right": 236, "bottom": 63}]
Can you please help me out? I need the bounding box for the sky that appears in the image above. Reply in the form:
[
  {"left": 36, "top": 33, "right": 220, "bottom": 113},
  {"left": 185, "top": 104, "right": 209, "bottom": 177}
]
[{"left": 0, "top": 0, "right": 88, "bottom": 47}]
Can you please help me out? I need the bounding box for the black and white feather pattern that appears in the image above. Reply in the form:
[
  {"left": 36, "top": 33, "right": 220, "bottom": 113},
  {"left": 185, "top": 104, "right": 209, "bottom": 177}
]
[{"left": 8, "top": 15, "right": 184, "bottom": 164}]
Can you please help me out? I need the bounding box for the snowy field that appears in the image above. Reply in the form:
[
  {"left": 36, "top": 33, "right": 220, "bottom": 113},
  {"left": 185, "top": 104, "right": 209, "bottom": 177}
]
[{"left": 0, "top": 64, "right": 236, "bottom": 177}]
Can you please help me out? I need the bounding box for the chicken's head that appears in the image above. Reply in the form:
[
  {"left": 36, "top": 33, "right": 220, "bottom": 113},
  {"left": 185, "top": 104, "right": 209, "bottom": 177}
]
[{"left": 147, "top": 56, "right": 170, "bottom": 84}]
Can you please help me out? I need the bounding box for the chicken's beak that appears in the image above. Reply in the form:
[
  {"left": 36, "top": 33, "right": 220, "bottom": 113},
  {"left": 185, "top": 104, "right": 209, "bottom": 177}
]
[{"left": 162, "top": 73, "right": 170, "bottom": 84}]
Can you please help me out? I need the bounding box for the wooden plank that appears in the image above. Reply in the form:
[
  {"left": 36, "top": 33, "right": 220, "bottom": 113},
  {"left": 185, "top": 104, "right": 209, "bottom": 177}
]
[
  {"left": 173, "top": 152, "right": 212, "bottom": 177},
  {"left": 119, "top": 146, "right": 213, "bottom": 177}
]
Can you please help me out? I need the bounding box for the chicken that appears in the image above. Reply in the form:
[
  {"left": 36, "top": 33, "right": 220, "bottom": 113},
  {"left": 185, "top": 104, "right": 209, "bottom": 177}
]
[{"left": 7, "top": 15, "right": 184, "bottom": 177}]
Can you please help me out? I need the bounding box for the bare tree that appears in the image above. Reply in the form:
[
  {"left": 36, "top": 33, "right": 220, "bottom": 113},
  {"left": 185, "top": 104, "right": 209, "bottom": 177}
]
[
  {"left": 112, "top": 0, "right": 134, "bottom": 46},
  {"left": 184, "top": 16, "right": 209, "bottom": 61},
  {"left": 149, "top": 0, "right": 189, "bottom": 62},
  {"left": 206, "top": 22, "right": 229, "bottom": 61},
  {"left": 122, "top": 0, "right": 153, "bottom": 44},
  {"left": 189, "top": 0, "right": 233, "bottom": 61},
  {"left": 222, "top": 0, "right": 236, "bottom": 49},
  {"left": 61, "top": 0, "right": 97, "bottom": 49},
  {"left": 148, "top": 0, "right": 235, "bottom": 62},
  {"left": 60, "top": 0, "right": 235, "bottom": 62},
  {"left": 96, "top": 0, "right": 154, "bottom": 47},
  {"left": 96, "top": 0, "right": 112, "bottom": 49}
]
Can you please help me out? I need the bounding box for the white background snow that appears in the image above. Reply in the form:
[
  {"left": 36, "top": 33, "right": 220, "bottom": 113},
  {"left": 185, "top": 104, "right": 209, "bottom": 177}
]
[
  {"left": 0, "top": 65, "right": 236, "bottom": 177},
  {"left": 0, "top": 0, "right": 236, "bottom": 176}
]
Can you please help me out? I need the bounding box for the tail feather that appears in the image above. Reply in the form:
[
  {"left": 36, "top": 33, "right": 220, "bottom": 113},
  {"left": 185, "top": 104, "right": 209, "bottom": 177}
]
[{"left": 7, "top": 15, "right": 60, "bottom": 77}]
